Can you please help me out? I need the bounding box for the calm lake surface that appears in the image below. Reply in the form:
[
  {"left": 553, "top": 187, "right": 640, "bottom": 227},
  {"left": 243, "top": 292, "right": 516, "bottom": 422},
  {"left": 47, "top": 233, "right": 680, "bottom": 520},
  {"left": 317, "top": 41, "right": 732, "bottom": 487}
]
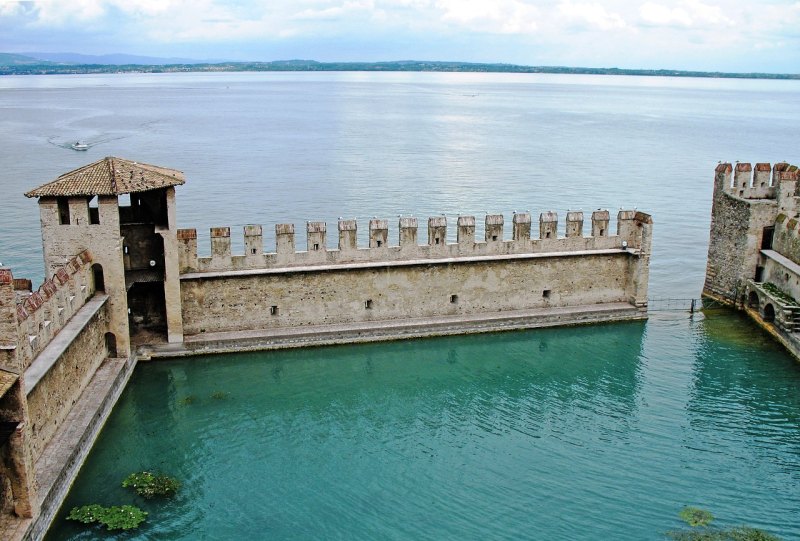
[{"left": 1, "top": 72, "right": 799, "bottom": 539}]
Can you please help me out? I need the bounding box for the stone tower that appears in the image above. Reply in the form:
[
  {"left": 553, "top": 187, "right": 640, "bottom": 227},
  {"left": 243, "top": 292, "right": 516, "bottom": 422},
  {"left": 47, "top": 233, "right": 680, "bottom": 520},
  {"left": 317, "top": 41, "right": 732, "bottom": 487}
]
[
  {"left": 704, "top": 162, "right": 799, "bottom": 305},
  {"left": 24, "top": 157, "right": 185, "bottom": 355}
]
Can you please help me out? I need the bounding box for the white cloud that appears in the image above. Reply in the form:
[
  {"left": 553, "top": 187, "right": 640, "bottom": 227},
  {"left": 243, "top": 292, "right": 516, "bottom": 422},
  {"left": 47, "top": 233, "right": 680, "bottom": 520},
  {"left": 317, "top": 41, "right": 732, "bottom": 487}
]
[
  {"left": 435, "top": 0, "right": 540, "bottom": 34},
  {"left": 639, "top": 1, "right": 733, "bottom": 27},
  {"left": 558, "top": 1, "right": 627, "bottom": 30}
]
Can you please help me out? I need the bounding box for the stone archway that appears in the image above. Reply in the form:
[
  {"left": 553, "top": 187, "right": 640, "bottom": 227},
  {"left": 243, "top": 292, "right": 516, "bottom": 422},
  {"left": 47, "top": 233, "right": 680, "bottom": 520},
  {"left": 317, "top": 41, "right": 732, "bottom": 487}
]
[
  {"left": 105, "top": 332, "right": 117, "bottom": 358},
  {"left": 763, "top": 303, "right": 775, "bottom": 323},
  {"left": 92, "top": 263, "right": 105, "bottom": 293},
  {"left": 748, "top": 291, "right": 760, "bottom": 309}
]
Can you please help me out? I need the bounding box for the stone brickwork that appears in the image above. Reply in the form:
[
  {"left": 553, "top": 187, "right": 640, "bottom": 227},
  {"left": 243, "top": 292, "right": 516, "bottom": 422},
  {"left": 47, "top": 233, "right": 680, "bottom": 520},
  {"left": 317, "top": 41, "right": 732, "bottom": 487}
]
[
  {"left": 704, "top": 162, "right": 800, "bottom": 305},
  {"left": 24, "top": 301, "right": 109, "bottom": 462},
  {"left": 179, "top": 209, "right": 653, "bottom": 340}
]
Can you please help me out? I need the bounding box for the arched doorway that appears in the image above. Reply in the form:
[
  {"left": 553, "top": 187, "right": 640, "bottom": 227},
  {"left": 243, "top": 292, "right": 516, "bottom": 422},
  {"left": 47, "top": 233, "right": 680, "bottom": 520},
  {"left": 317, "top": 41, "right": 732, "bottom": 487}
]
[
  {"left": 763, "top": 303, "right": 775, "bottom": 323},
  {"left": 748, "top": 291, "right": 760, "bottom": 309},
  {"left": 92, "top": 263, "right": 105, "bottom": 293},
  {"left": 105, "top": 332, "right": 117, "bottom": 358}
]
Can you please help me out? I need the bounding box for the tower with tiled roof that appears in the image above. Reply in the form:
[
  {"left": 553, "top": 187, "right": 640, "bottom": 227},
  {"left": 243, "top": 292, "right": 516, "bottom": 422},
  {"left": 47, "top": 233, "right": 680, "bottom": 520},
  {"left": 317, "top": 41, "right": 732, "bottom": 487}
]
[{"left": 24, "top": 157, "right": 186, "bottom": 355}]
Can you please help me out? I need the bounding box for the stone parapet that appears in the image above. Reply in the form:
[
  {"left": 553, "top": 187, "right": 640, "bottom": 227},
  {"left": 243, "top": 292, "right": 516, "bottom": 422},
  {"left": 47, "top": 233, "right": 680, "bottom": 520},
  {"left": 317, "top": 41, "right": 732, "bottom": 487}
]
[{"left": 178, "top": 210, "right": 648, "bottom": 274}]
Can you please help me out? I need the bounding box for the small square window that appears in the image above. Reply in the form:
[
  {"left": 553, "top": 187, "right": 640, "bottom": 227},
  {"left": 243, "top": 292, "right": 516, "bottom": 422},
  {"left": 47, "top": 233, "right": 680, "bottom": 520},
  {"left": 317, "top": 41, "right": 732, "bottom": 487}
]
[
  {"left": 365, "top": 299, "right": 373, "bottom": 309},
  {"left": 450, "top": 294, "right": 458, "bottom": 304},
  {"left": 545, "top": 231, "right": 551, "bottom": 239},
  {"left": 270, "top": 305, "right": 278, "bottom": 316},
  {"left": 377, "top": 240, "right": 382, "bottom": 247},
  {"left": 313, "top": 243, "right": 320, "bottom": 251},
  {"left": 251, "top": 248, "right": 257, "bottom": 255},
  {"left": 492, "top": 235, "right": 498, "bottom": 241},
  {"left": 542, "top": 289, "right": 551, "bottom": 298},
  {"left": 435, "top": 237, "right": 440, "bottom": 245}
]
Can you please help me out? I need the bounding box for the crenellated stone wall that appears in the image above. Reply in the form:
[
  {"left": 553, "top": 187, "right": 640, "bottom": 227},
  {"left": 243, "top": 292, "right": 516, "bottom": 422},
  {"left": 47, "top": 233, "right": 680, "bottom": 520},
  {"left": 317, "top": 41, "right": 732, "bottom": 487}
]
[
  {"left": 178, "top": 210, "right": 636, "bottom": 274},
  {"left": 177, "top": 210, "right": 652, "bottom": 339}
]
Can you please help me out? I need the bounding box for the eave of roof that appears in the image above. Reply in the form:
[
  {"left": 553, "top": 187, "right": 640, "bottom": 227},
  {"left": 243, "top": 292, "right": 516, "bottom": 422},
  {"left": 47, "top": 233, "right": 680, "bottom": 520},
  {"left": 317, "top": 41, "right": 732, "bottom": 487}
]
[{"left": 24, "top": 157, "right": 185, "bottom": 198}]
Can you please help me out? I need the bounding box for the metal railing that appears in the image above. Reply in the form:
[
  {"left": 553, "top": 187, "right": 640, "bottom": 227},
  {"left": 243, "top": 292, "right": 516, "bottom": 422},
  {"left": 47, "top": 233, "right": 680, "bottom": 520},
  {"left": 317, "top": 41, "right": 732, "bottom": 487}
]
[{"left": 646, "top": 297, "right": 727, "bottom": 313}]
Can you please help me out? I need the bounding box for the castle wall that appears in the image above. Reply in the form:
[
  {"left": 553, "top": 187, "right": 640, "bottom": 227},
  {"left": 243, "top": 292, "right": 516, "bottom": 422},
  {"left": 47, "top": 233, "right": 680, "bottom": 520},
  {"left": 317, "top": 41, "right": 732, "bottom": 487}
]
[
  {"left": 24, "top": 301, "right": 110, "bottom": 462},
  {"left": 179, "top": 210, "right": 652, "bottom": 338},
  {"left": 180, "top": 253, "right": 634, "bottom": 336},
  {"left": 704, "top": 163, "right": 780, "bottom": 303},
  {"left": 6, "top": 254, "right": 94, "bottom": 372}
]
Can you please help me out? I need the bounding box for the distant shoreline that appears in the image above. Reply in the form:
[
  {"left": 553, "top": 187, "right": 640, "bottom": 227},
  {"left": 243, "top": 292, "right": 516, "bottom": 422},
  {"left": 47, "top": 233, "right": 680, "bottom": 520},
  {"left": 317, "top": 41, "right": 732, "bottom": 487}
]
[{"left": 1, "top": 59, "right": 798, "bottom": 80}]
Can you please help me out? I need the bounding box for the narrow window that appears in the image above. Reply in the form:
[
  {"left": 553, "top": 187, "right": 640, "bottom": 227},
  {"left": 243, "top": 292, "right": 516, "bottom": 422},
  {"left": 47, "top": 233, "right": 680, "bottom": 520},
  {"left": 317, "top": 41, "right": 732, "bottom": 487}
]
[
  {"left": 450, "top": 294, "right": 458, "bottom": 304},
  {"left": 365, "top": 299, "right": 373, "bottom": 309},
  {"left": 88, "top": 196, "right": 100, "bottom": 225},
  {"left": 270, "top": 305, "right": 278, "bottom": 316},
  {"left": 313, "top": 243, "right": 320, "bottom": 251},
  {"left": 377, "top": 240, "right": 382, "bottom": 247},
  {"left": 435, "top": 237, "right": 440, "bottom": 245},
  {"left": 542, "top": 289, "right": 551, "bottom": 298},
  {"left": 123, "top": 246, "right": 129, "bottom": 255},
  {"left": 599, "top": 229, "right": 605, "bottom": 237},
  {"left": 545, "top": 231, "right": 551, "bottom": 239},
  {"left": 251, "top": 248, "right": 257, "bottom": 255},
  {"left": 57, "top": 197, "right": 70, "bottom": 225}
]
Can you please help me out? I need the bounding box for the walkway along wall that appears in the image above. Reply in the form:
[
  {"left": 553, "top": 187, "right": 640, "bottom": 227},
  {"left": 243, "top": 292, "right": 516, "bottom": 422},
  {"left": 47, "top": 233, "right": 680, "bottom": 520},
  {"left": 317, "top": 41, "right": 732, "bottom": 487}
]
[{"left": 0, "top": 254, "right": 135, "bottom": 540}]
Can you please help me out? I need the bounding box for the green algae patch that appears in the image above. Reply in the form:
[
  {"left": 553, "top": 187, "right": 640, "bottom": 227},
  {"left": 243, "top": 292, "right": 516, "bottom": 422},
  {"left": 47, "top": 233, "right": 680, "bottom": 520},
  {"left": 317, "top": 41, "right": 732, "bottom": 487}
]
[
  {"left": 679, "top": 507, "right": 714, "bottom": 527},
  {"left": 122, "top": 471, "right": 180, "bottom": 498},
  {"left": 668, "top": 507, "right": 781, "bottom": 540},
  {"left": 67, "top": 504, "right": 147, "bottom": 531}
]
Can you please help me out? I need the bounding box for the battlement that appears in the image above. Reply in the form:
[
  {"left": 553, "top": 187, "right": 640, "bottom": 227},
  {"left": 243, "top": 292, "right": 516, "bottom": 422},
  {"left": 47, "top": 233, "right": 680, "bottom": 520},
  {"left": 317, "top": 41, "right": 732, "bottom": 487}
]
[
  {"left": 0, "top": 251, "right": 95, "bottom": 372},
  {"left": 177, "top": 209, "right": 651, "bottom": 274},
  {"left": 717, "top": 162, "right": 799, "bottom": 201}
]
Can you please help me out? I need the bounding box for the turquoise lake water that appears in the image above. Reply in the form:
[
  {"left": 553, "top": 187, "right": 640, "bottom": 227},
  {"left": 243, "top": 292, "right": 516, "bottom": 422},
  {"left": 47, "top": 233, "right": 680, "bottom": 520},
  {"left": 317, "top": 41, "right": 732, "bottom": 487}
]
[
  {"left": 45, "top": 311, "right": 800, "bottom": 540},
  {"left": 0, "top": 72, "right": 799, "bottom": 538}
]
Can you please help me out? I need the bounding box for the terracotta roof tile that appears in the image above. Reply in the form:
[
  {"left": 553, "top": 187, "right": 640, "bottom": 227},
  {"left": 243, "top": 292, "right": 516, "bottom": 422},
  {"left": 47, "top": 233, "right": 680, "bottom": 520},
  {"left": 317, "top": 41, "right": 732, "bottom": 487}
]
[{"left": 25, "top": 157, "right": 184, "bottom": 198}]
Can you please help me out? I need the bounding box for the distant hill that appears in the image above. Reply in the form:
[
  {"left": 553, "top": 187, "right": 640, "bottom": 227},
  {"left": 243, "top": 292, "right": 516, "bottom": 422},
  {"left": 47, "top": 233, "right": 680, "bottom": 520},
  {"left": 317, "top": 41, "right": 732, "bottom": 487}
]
[
  {"left": 22, "top": 52, "right": 215, "bottom": 65},
  {"left": 0, "top": 53, "right": 53, "bottom": 66},
  {"left": 0, "top": 54, "right": 797, "bottom": 80}
]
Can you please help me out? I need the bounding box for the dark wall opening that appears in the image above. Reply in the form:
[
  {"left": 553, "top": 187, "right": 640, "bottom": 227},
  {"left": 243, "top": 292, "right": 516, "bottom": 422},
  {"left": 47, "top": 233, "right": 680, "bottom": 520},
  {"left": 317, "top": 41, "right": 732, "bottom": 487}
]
[
  {"left": 92, "top": 263, "right": 105, "bottom": 293},
  {"left": 105, "top": 332, "right": 117, "bottom": 358},
  {"left": 57, "top": 197, "right": 70, "bottom": 225},
  {"left": 761, "top": 226, "right": 775, "bottom": 250},
  {"left": 748, "top": 291, "right": 760, "bottom": 308},
  {"left": 121, "top": 226, "right": 165, "bottom": 272},
  {"left": 127, "top": 282, "right": 167, "bottom": 337},
  {"left": 118, "top": 188, "right": 168, "bottom": 227},
  {"left": 763, "top": 303, "right": 775, "bottom": 322}
]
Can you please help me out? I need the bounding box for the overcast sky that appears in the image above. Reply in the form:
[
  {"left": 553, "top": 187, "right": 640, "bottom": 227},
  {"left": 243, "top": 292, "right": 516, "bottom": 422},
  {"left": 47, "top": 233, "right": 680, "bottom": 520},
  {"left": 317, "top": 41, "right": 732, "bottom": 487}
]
[{"left": 1, "top": 0, "right": 798, "bottom": 72}]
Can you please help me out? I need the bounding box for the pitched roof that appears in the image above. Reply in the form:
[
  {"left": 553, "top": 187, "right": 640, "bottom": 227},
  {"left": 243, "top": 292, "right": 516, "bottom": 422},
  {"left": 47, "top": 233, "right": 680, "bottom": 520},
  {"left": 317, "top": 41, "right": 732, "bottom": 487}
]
[{"left": 25, "top": 157, "right": 185, "bottom": 198}]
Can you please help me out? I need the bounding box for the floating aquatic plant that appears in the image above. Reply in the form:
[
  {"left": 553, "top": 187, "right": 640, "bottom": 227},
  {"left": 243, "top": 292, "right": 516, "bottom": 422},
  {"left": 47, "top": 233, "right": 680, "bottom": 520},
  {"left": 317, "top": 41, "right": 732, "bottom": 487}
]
[
  {"left": 211, "top": 390, "right": 228, "bottom": 399},
  {"left": 179, "top": 395, "right": 196, "bottom": 405},
  {"left": 122, "top": 471, "right": 180, "bottom": 498},
  {"left": 680, "top": 507, "right": 715, "bottom": 527},
  {"left": 67, "top": 504, "right": 147, "bottom": 530},
  {"left": 667, "top": 507, "right": 781, "bottom": 540}
]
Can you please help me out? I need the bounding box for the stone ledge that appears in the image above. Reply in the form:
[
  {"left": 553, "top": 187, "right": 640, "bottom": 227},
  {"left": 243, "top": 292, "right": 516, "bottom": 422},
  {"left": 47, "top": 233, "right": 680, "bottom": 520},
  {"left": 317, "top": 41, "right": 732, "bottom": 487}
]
[
  {"left": 23, "top": 295, "right": 108, "bottom": 394},
  {"left": 141, "top": 302, "right": 647, "bottom": 358},
  {"left": 23, "top": 356, "right": 135, "bottom": 541},
  {"left": 180, "top": 248, "right": 639, "bottom": 281}
]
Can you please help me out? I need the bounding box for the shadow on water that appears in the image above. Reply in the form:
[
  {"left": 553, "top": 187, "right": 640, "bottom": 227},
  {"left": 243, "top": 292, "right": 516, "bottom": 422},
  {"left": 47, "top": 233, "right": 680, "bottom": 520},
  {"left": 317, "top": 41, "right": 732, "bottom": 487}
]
[{"left": 47, "top": 321, "right": 648, "bottom": 541}]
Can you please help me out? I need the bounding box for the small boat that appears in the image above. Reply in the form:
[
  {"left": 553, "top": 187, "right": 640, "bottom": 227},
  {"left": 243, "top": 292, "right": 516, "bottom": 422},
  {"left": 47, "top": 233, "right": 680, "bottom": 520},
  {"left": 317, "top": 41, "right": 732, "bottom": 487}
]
[{"left": 71, "top": 141, "right": 89, "bottom": 151}]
